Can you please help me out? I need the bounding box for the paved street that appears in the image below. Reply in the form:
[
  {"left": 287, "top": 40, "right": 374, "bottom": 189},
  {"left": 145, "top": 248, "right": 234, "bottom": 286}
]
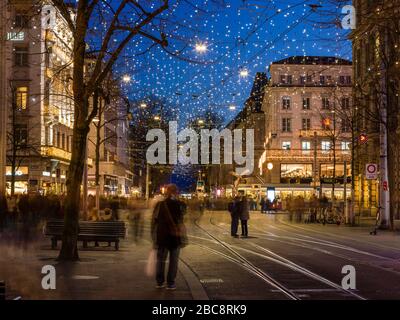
[{"left": 1, "top": 209, "right": 400, "bottom": 300}]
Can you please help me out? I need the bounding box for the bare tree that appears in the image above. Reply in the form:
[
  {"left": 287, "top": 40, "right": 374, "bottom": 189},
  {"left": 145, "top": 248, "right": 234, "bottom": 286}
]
[{"left": 49, "top": 0, "right": 171, "bottom": 260}]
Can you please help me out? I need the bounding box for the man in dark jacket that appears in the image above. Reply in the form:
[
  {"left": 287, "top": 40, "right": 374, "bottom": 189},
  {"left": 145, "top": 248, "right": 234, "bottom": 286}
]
[
  {"left": 239, "top": 196, "right": 250, "bottom": 237},
  {"left": 151, "top": 184, "right": 186, "bottom": 290},
  {"left": 228, "top": 196, "right": 241, "bottom": 237}
]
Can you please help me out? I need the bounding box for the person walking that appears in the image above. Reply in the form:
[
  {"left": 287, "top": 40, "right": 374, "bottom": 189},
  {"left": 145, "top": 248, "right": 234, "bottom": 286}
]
[
  {"left": 151, "top": 184, "right": 187, "bottom": 290},
  {"left": 228, "top": 196, "right": 240, "bottom": 237},
  {"left": 260, "top": 197, "right": 266, "bottom": 214},
  {"left": 239, "top": 196, "right": 250, "bottom": 237}
]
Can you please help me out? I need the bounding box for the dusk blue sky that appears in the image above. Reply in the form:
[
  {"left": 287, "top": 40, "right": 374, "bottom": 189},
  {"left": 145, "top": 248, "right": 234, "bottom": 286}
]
[{"left": 120, "top": 0, "right": 352, "bottom": 127}]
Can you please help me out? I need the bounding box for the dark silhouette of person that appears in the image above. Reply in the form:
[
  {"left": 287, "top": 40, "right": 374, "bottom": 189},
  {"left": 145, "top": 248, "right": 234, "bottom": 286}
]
[
  {"left": 0, "top": 193, "right": 8, "bottom": 231},
  {"left": 151, "top": 184, "right": 186, "bottom": 290},
  {"left": 260, "top": 197, "right": 266, "bottom": 213},
  {"left": 239, "top": 196, "right": 250, "bottom": 237},
  {"left": 228, "top": 196, "right": 241, "bottom": 237}
]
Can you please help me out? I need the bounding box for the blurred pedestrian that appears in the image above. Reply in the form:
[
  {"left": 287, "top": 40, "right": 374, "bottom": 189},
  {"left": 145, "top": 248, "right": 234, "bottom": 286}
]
[
  {"left": 151, "top": 184, "right": 187, "bottom": 290},
  {"left": 239, "top": 196, "right": 250, "bottom": 237},
  {"left": 110, "top": 197, "right": 120, "bottom": 221},
  {"left": 0, "top": 193, "right": 8, "bottom": 230},
  {"left": 260, "top": 197, "right": 266, "bottom": 213},
  {"left": 129, "top": 198, "right": 144, "bottom": 244}
]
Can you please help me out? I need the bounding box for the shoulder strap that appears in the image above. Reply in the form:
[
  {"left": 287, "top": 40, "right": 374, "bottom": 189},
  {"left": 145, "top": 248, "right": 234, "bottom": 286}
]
[{"left": 162, "top": 200, "right": 180, "bottom": 235}]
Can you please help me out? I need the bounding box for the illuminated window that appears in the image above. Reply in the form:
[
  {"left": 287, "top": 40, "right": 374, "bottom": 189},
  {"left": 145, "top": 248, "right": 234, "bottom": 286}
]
[
  {"left": 341, "top": 141, "right": 351, "bottom": 150},
  {"left": 15, "top": 86, "right": 28, "bottom": 109},
  {"left": 302, "top": 141, "right": 311, "bottom": 150},
  {"left": 321, "top": 140, "right": 331, "bottom": 151},
  {"left": 282, "top": 141, "right": 291, "bottom": 150}
]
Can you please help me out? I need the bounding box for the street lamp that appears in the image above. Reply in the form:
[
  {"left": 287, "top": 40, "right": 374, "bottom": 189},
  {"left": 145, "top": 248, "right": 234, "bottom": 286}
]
[
  {"left": 140, "top": 102, "right": 147, "bottom": 108},
  {"left": 229, "top": 105, "right": 236, "bottom": 111},
  {"left": 198, "top": 119, "right": 204, "bottom": 125},
  {"left": 154, "top": 115, "right": 160, "bottom": 121}
]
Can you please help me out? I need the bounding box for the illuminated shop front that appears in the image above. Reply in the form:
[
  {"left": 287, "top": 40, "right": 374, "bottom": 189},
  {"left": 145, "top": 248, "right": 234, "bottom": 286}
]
[
  {"left": 5, "top": 166, "right": 29, "bottom": 195},
  {"left": 280, "top": 163, "right": 313, "bottom": 184}
]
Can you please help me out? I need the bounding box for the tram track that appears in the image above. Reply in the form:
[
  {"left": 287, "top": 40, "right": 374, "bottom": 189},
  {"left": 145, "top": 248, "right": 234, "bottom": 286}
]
[{"left": 190, "top": 211, "right": 367, "bottom": 300}]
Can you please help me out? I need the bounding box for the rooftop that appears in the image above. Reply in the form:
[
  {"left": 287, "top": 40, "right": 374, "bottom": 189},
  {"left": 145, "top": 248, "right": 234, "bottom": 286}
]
[{"left": 271, "top": 56, "right": 352, "bottom": 66}]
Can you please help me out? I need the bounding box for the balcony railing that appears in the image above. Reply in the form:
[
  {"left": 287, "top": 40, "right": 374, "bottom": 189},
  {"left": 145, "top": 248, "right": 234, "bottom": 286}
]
[
  {"left": 264, "top": 149, "right": 351, "bottom": 162},
  {"left": 299, "top": 129, "right": 352, "bottom": 138},
  {"left": 41, "top": 146, "right": 93, "bottom": 166},
  {"left": 41, "top": 146, "right": 71, "bottom": 161}
]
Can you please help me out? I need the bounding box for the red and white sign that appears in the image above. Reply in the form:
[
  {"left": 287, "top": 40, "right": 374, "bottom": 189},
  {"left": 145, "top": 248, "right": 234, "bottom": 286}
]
[
  {"left": 383, "top": 181, "right": 388, "bottom": 191},
  {"left": 366, "top": 163, "right": 378, "bottom": 180}
]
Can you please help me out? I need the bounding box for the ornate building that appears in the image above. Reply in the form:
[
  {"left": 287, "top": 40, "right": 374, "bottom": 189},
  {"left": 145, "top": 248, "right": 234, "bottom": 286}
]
[
  {"left": 1, "top": 1, "right": 76, "bottom": 195},
  {"left": 351, "top": 0, "right": 400, "bottom": 225},
  {"left": 259, "top": 56, "right": 353, "bottom": 201}
]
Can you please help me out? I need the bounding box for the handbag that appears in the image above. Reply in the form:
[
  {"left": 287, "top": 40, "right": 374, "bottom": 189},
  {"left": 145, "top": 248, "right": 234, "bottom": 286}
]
[{"left": 145, "top": 249, "right": 156, "bottom": 277}]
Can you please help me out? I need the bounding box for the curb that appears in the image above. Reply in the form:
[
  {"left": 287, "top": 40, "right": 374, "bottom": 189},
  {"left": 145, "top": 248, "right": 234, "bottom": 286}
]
[{"left": 179, "top": 259, "right": 209, "bottom": 300}]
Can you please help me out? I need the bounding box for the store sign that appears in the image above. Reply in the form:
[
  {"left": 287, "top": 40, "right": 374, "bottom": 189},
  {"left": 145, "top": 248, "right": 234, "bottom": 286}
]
[
  {"left": 7, "top": 32, "right": 24, "bottom": 41},
  {"left": 366, "top": 164, "right": 378, "bottom": 180},
  {"left": 6, "top": 166, "right": 28, "bottom": 176}
]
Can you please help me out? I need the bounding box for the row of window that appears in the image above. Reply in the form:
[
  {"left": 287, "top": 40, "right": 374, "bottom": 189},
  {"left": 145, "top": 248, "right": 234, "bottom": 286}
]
[
  {"left": 281, "top": 96, "right": 351, "bottom": 110},
  {"left": 54, "top": 130, "right": 71, "bottom": 152},
  {"left": 281, "top": 140, "right": 351, "bottom": 151},
  {"left": 281, "top": 117, "right": 351, "bottom": 132},
  {"left": 280, "top": 163, "right": 351, "bottom": 184},
  {"left": 279, "top": 74, "right": 352, "bottom": 85}
]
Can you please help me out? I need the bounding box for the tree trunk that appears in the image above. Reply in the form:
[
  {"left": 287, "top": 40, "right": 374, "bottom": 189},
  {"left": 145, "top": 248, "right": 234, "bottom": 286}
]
[
  {"left": 95, "top": 99, "right": 101, "bottom": 212},
  {"left": 58, "top": 125, "right": 88, "bottom": 261},
  {"left": 10, "top": 94, "right": 16, "bottom": 197}
]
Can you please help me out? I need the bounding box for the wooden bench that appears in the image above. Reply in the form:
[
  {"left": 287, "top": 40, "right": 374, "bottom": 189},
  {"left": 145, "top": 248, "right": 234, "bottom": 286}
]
[{"left": 44, "top": 220, "right": 127, "bottom": 250}]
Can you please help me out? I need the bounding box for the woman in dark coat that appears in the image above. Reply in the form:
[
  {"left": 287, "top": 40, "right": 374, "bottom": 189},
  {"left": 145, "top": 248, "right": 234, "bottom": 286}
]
[
  {"left": 239, "top": 196, "right": 250, "bottom": 237},
  {"left": 151, "top": 184, "right": 186, "bottom": 290}
]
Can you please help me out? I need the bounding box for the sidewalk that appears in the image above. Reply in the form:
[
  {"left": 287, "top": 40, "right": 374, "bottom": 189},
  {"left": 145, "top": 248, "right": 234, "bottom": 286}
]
[{"left": 0, "top": 224, "right": 199, "bottom": 300}]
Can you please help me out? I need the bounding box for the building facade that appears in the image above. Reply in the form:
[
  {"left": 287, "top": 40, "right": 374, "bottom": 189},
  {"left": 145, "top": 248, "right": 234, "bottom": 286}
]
[
  {"left": 209, "top": 72, "right": 267, "bottom": 196},
  {"left": 1, "top": 0, "right": 75, "bottom": 195},
  {"left": 259, "top": 56, "right": 353, "bottom": 201},
  {"left": 351, "top": 0, "right": 400, "bottom": 222},
  {"left": 87, "top": 88, "right": 133, "bottom": 197}
]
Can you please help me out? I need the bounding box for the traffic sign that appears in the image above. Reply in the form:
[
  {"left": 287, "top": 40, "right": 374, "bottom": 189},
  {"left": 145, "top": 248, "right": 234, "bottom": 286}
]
[{"left": 366, "top": 163, "right": 378, "bottom": 180}]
